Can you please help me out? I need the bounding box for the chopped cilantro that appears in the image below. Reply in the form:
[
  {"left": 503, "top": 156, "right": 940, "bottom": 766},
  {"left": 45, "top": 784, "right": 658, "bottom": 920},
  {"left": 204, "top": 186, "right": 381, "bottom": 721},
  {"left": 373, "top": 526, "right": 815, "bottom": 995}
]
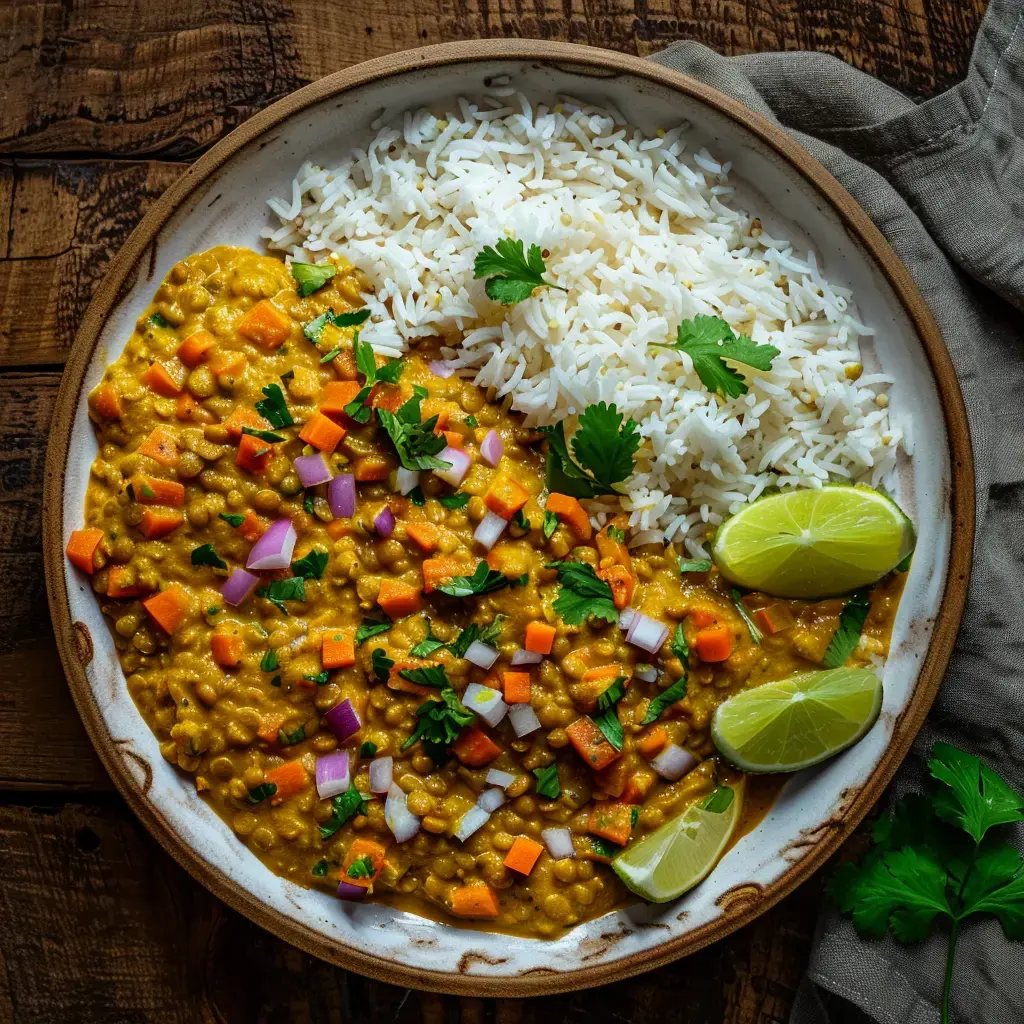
[
  {"left": 247, "top": 782, "right": 277, "bottom": 804},
  {"left": 822, "top": 588, "right": 872, "bottom": 668},
  {"left": 360, "top": 741, "right": 378, "bottom": 759},
  {"left": 291, "top": 261, "right": 336, "bottom": 297},
  {"left": 207, "top": 606, "right": 220, "bottom": 616},
  {"left": 343, "top": 335, "right": 404, "bottom": 424},
  {"left": 594, "top": 707, "right": 624, "bottom": 751},
  {"left": 148, "top": 311, "right": 170, "bottom": 328},
  {"left": 401, "top": 686, "right": 474, "bottom": 764},
  {"left": 449, "top": 615, "right": 505, "bottom": 659},
  {"left": 464, "top": 415, "right": 478, "bottom": 428},
  {"left": 355, "top": 618, "right": 391, "bottom": 646},
  {"left": 398, "top": 664, "right": 449, "bottom": 690},
  {"left": 702, "top": 786, "right": 735, "bottom": 813},
  {"left": 512, "top": 509, "right": 531, "bottom": 530},
  {"left": 410, "top": 617, "right": 447, "bottom": 658},
  {"left": 303, "top": 670, "right": 330, "bottom": 686},
  {"left": 543, "top": 510, "right": 559, "bottom": 540},
  {"left": 546, "top": 561, "right": 619, "bottom": 625},
  {"left": 438, "top": 493, "right": 470, "bottom": 510},
  {"left": 292, "top": 548, "right": 328, "bottom": 580},
  {"left": 533, "top": 763, "right": 561, "bottom": 799},
  {"left": 260, "top": 649, "right": 279, "bottom": 672},
  {"left": 254, "top": 383, "right": 294, "bottom": 429},
  {"left": 371, "top": 648, "right": 394, "bottom": 682},
  {"left": 311, "top": 858, "right": 329, "bottom": 877},
  {"left": 303, "top": 490, "right": 314, "bottom": 515},
  {"left": 270, "top": 675, "right": 282, "bottom": 687},
  {"left": 319, "top": 784, "right": 370, "bottom": 839},
  {"left": 472, "top": 238, "right": 566, "bottom": 305},
  {"left": 219, "top": 512, "right": 246, "bottom": 527},
  {"left": 641, "top": 675, "right": 688, "bottom": 725},
  {"left": 596, "top": 676, "right": 628, "bottom": 711},
  {"left": 731, "top": 589, "right": 763, "bottom": 645},
  {"left": 257, "top": 576, "right": 306, "bottom": 614},
  {"left": 304, "top": 307, "right": 372, "bottom": 344},
  {"left": 378, "top": 391, "right": 450, "bottom": 472},
  {"left": 139, "top": 482, "right": 156, "bottom": 499},
  {"left": 190, "top": 544, "right": 227, "bottom": 569},
  {"left": 347, "top": 854, "right": 376, "bottom": 880},
  {"left": 436, "top": 561, "right": 525, "bottom": 598},
  {"left": 319, "top": 346, "right": 342, "bottom": 364},
  {"left": 278, "top": 724, "right": 306, "bottom": 746},
  {"left": 241, "top": 426, "right": 285, "bottom": 443},
  {"left": 607, "top": 526, "right": 625, "bottom": 543},
  {"left": 678, "top": 558, "right": 713, "bottom": 573},
  {"left": 409, "top": 486, "right": 426, "bottom": 506},
  {"left": 670, "top": 623, "right": 689, "bottom": 663}
]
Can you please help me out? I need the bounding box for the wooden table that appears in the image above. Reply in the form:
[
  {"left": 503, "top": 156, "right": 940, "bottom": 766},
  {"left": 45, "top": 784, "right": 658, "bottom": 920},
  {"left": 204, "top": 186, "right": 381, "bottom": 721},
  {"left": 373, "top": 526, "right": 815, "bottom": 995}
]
[{"left": 0, "top": 2, "right": 983, "bottom": 1021}]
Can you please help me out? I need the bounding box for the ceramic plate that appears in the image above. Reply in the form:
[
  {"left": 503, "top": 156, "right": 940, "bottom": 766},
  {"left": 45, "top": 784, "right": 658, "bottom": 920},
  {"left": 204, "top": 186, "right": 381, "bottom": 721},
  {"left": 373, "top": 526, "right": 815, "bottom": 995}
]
[{"left": 43, "top": 41, "right": 974, "bottom": 996}]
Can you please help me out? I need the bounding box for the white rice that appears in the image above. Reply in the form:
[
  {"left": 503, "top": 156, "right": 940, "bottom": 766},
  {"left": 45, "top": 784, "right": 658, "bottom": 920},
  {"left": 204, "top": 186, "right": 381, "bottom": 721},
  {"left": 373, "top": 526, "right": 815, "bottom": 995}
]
[{"left": 263, "top": 92, "right": 905, "bottom": 555}]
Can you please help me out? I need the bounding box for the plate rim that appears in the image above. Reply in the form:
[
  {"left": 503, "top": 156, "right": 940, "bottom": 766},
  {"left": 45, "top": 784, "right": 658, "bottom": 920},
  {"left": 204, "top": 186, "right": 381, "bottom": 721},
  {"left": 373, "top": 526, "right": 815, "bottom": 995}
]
[{"left": 42, "top": 38, "right": 975, "bottom": 997}]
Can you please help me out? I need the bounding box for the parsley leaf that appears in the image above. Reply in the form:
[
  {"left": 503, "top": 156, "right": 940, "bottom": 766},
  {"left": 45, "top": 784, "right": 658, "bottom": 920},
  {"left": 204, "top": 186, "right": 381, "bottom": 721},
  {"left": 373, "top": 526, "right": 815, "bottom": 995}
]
[
  {"left": 190, "top": 544, "right": 227, "bottom": 569},
  {"left": 410, "top": 617, "right": 447, "bottom": 658},
  {"left": 543, "top": 510, "right": 559, "bottom": 540},
  {"left": 242, "top": 425, "right": 285, "bottom": 443},
  {"left": 641, "top": 675, "right": 688, "bottom": 725},
  {"left": 257, "top": 577, "right": 306, "bottom": 614},
  {"left": 292, "top": 548, "right": 328, "bottom": 580},
  {"left": 319, "top": 784, "right": 370, "bottom": 839},
  {"left": 822, "top": 588, "right": 872, "bottom": 668},
  {"left": 347, "top": 854, "right": 376, "bottom": 880},
  {"left": 731, "top": 589, "right": 763, "bottom": 645},
  {"left": 439, "top": 492, "right": 470, "bottom": 510},
  {"left": 679, "top": 558, "right": 713, "bottom": 574},
  {"left": 304, "top": 307, "right": 372, "bottom": 344},
  {"left": 371, "top": 648, "right": 394, "bottom": 682},
  {"left": 401, "top": 686, "right": 474, "bottom": 764},
  {"left": 472, "top": 238, "right": 566, "bottom": 305},
  {"left": 355, "top": 618, "right": 391, "bottom": 646},
  {"left": 247, "top": 782, "right": 277, "bottom": 804},
  {"left": 291, "top": 261, "right": 337, "bottom": 297},
  {"left": 546, "top": 561, "right": 619, "bottom": 625},
  {"left": 436, "top": 561, "right": 524, "bottom": 598},
  {"left": 399, "top": 664, "right": 449, "bottom": 689},
  {"left": 219, "top": 512, "right": 246, "bottom": 527},
  {"left": 652, "top": 315, "right": 780, "bottom": 399},
  {"left": 378, "top": 392, "right": 450, "bottom": 472},
  {"left": 360, "top": 741, "right": 377, "bottom": 759},
  {"left": 533, "top": 763, "right": 561, "bottom": 799},
  {"left": 260, "top": 649, "right": 279, "bottom": 672},
  {"left": 254, "top": 383, "right": 294, "bottom": 429}
]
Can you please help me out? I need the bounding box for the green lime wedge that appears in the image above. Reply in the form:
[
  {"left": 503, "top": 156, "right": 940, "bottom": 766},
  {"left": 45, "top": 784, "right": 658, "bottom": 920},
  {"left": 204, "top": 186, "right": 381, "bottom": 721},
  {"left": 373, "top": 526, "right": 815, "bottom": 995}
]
[
  {"left": 711, "top": 484, "right": 914, "bottom": 599},
  {"left": 711, "top": 667, "right": 882, "bottom": 773},
  {"left": 612, "top": 783, "right": 742, "bottom": 902}
]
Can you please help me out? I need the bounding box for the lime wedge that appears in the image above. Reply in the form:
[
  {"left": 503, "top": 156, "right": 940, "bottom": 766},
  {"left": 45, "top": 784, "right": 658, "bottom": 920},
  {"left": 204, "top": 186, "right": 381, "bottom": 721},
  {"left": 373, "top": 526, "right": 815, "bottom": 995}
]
[
  {"left": 711, "top": 667, "right": 882, "bottom": 773},
  {"left": 711, "top": 485, "right": 914, "bottom": 599},
  {"left": 612, "top": 783, "right": 742, "bottom": 902}
]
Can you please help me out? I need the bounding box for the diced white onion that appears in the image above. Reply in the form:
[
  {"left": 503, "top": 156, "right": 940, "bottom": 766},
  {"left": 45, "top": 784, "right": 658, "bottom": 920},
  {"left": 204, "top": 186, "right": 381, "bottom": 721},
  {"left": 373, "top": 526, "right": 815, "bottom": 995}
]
[
  {"left": 462, "top": 682, "right": 508, "bottom": 728},
  {"left": 618, "top": 607, "right": 636, "bottom": 630},
  {"left": 626, "top": 612, "right": 670, "bottom": 654},
  {"left": 541, "top": 827, "right": 576, "bottom": 859},
  {"left": 464, "top": 640, "right": 499, "bottom": 670},
  {"left": 510, "top": 648, "right": 543, "bottom": 666},
  {"left": 473, "top": 510, "right": 507, "bottom": 550},
  {"left": 485, "top": 768, "right": 517, "bottom": 789},
  {"left": 434, "top": 446, "right": 471, "bottom": 487},
  {"left": 454, "top": 805, "right": 491, "bottom": 842},
  {"left": 634, "top": 663, "right": 659, "bottom": 683},
  {"left": 369, "top": 756, "right": 393, "bottom": 794},
  {"left": 651, "top": 743, "right": 699, "bottom": 781},
  {"left": 395, "top": 467, "right": 421, "bottom": 495},
  {"left": 477, "top": 787, "right": 506, "bottom": 812},
  {"left": 384, "top": 783, "right": 421, "bottom": 843},
  {"left": 508, "top": 703, "right": 541, "bottom": 737}
]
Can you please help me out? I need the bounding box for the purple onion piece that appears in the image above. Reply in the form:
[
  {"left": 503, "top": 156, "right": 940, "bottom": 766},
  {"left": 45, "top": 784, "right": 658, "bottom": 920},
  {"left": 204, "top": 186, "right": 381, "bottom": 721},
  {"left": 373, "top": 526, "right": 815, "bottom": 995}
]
[
  {"left": 246, "top": 518, "right": 297, "bottom": 571},
  {"left": 428, "top": 360, "right": 456, "bottom": 379},
  {"left": 328, "top": 474, "right": 356, "bottom": 518},
  {"left": 221, "top": 568, "right": 260, "bottom": 607},
  {"left": 324, "top": 698, "right": 361, "bottom": 742},
  {"left": 294, "top": 452, "right": 333, "bottom": 488},
  {"left": 337, "top": 880, "right": 366, "bottom": 901},
  {"left": 373, "top": 506, "right": 396, "bottom": 539},
  {"left": 480, "top": 429, "right": 504, "bottom": 467},
  {"left": 315, "top": 751, "right": 351, "bottom": 800},
  {"left": 433, "top": 446, "right": 471, "bottom": 487}
]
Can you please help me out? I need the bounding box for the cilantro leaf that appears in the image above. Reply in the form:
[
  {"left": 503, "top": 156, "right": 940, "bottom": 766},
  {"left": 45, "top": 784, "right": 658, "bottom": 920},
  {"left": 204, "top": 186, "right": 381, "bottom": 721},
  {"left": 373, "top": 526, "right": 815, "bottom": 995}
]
[
  {"left": 247, "top": 782, "right": 277, "bottom": 804},
  {"left": 190, "top": 544, "right": 227, "bottom": 570},
  {"left": 148, "top": 311, "right": 170, "bottom": 328},
  {"left": 436, "top": 561, "right": 524, "bottom": 598},
  {"left": 371, "top": 648, "right": 394, "bottom": 682},
  {"left": 292, "top": 549, "right": 328, "bottom": 580},
  {"left": 464, "top": 415, "right": 478, "bottom": 428},
  {"left": 671, "top": 623, "right": 689, "bottom": 663},
  {"left": 546, "top": 561, "right": 619, "bottom": 625},
  {"left": 596, "top": 676, "right": 628, "bottom": 711},
  {"left": 219, "top": 512, "right": 246, "bottom": 527},
  {"left": 304, "top": 307, "right": 371, "bottom": 344},
  {"left": 319, "top": 784, "right": 370, "bottom": 839},
  {"left": 641, "top": 676, "right": 688, "bottom": 725},
  {"left": 311, "top": 858, "right": 329, "bottom": 877},
  {"left": 731, "top": 589, "right": 763, "bottom": 645},
  {"left": 594, "top": 707, "right": 623, "bottom": 751},
  {"left": 408, "top": 486, "right": 426, "bottom": 507},
  {"left": 355, "top": 618, "right": 391, "bottom": 647},
  {"left": 539, "top": 403, "right": 640, "bottom": 498},
  {"left": 242, "top": 425, "right": 285, "bottom": 443},
  {"left": 929, "top": 743, "right": 1024, "bottom": 843},
  {"left": 822, "top": 588, "right": 871, "bottom": 668},
  {"left": 543, "top": 510, "right": 559, "bottom": 540},
  {"left": 399, "top": 664, "right": 449, "bottom": 689},
  {"left": 360, "top": 741, "right": 378, "bottom": 759},
  {"left": 533, "top": 763, "right": 561, "bottom": 799},
  {"left": 512, "top": 509, "right": 530, "bottom": 530},
  {"left": 401, "top": 686, "right": 474, "bottom": 764},
  {"left": 260, "top": 649, "right": 279, "bottom": 672},
  {"left": 410, "top": 617, "right": 447, "bottom": 658},
  {"left": 378, "top": 393, "right": 450, "bottom": 472},
  {"left": 278, "top": 723, "right": 306, "bottom": 746},
  {"left": 607, "top": 526, "right": 625, "bottom": 543},
  {"left": 257, "top": 577, "right": 306, "bottom": 614},
  {"left": 303, "top": 670, "right": 330, "bottom": 686},
  {"left": 653, "top": 315, "right": 780, "bottom": 399},
  {"left": 472, "top": 238, "right": 565, "bottom": 305},
  {"left": 702, "top": 786, "right": 735, "bottom": 814},
  {"left": 678, "top": 558, "right": 713, "bottom": 573},
  {"left": 439, "top": 493, "right": 469, "bottom": 510},
  {"left": 347, "top": 854, "right": 376, "bottom": 880},
  {"left": 449, "top": 615, "right": 505, "bottom": 659},
  {"left": 291, "top": 261, "right": 337, "bottom": 297},
  {"left": 254, "top": 383, "right": 294, "bottom": 429}
]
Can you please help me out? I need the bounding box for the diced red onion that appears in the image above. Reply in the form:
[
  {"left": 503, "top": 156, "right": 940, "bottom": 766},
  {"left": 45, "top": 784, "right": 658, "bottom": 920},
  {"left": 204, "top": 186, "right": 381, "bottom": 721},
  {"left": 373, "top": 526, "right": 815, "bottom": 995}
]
[
  {"left": 328, "top": 474, "right": 356, "bottom": 518},
  {"left": 464, "top": 640, "right": 499, "bottom": 670},
  {"left": 454, "top": 805, "right": 490, "bottom": 842},
  {"left": 246, "top": 518, "right": 296, "bottom": 570},
  {"left": 369, "top": 756, "right": 393, "bottom": 794},
  {"left": 337, "top": 880, "right": 366, "bottom": 900},
  {"left": 373, "top": 506, "right": 395, "bottom": 539},
  {"left": 434, "top": 446, "right": 471, "bottom": 487},
  {"left": 652, "top": 743, "right": 699, "bottom": 781},
  {"left": 634, "top": 663, "right": 659, "bottom": 683},
  {"left": 324, "top": 698, "right": 361, "bottom": 742},
  {"left": 221, "top": 568, "right": 260, "bottom": 607},
  {"left": 480, "top": 430, "right": 503, "bottom": 467},
  {"left": 477, "top": 787, "right": 506, "bottom": 813},
  {"left": 626, "top": 612, "right": 670, "bottom": 654},
  {"left": 618, "top": 607, "right": 636, "bottom": 631},
  {"left": 473, "top": 510, "right": 507, "bottom": 550},
  {"left": 293, "top": 452, "right": 333, "bottom": 488},
  {"left": 508, "top": 703, "right": 541, "bottom": 738},
  {"left": 485, "top": 768, "right": 516, "bottom": 789},
  {"left": 428, "top": 360, "right": 456, "bottom": 379},
  {"left": 385, "top": 783, "right": 420, "bottom": 843},
  {"left": 463, "top": 682, "right": 508, "bottom": 728},
  {"left": 395, "top": 467, "right": 421, "bottom": 495},
  {"left": 541, "top": 827, "right": 576, "bottom": 859},
  {"left": 315, "top": 751, "right": 351, "bottom": 800},
  {"left": 510, "top": 648, "right": 542, "bottom": 666}
]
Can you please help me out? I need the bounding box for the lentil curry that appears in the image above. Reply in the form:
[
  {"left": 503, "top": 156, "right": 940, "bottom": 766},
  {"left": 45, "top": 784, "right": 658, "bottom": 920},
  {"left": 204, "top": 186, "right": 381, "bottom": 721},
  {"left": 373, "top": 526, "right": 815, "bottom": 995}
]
[{"left": 68, "top": 246, "right": 905, "bottom": 936}]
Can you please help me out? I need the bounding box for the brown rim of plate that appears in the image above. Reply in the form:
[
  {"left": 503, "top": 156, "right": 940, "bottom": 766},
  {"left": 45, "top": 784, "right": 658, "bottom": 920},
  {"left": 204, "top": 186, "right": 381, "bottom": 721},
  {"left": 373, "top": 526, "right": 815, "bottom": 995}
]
[{"left": 42, "top": 39, "right": 975, "bottom": 997}]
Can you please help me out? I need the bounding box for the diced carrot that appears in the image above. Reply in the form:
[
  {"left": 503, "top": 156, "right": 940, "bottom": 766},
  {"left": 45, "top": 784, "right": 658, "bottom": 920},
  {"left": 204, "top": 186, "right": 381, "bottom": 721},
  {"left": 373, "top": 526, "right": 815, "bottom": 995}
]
[
  {"left": 142, "top": 585, "right": 190, "bottom": 634},
  {"left": 211, "top": 632, "right": 244, "bottom": 668},
  {"left": 319, "top": 380, "right": 362, "bottom": 417},
  {"left": 484, "top": 473, "right": 530, "bottom": 521},
  {"left": 238, "top": 299, "right": 291, "bottom": 349},
  {"left": 298, "top": 412, "right": 346, "bottom": 454},
  {"left": 141, "top": 360, "right": 185, "bottom": 398},
  {"left": 690, "top": 608, "right": 718, "bottom": 629},
  {"left": 238, "top": 509, "right": 267, "bottom": 543},
  {"left": 566, "top": 716, "right": 620, "bottom": 771},
  {"left": 376, "top": 579, "right": 423, "bottom": 618},
  {"left": 637, "top": 726, "right": 669, "bottom": 760},
  {"left": 176, "top": 329, "right": 217, "bottom": 368},
  {"left": 441, "top": 430, "right": 464, "bottom": 449},
  {"left": 450, "top": 885, "right": 500, "bottom": 919},
  {"left": 90, "top": 382, "right": 122, "bottom": 421},
  {"left": 621, "top": 770, "right": 656, "bottom": 806},
  {"left": 256, "top": 711, "right": 287, "bottom": 745},
  {"left": 502, "top": 671, "right": 531, "bottom": 704},
  {"left": 322, "top": 631, "right": 356, "bottom": 669},
  {"left": 387, "top": 662, "right": 439, "bottom": 698},
  {"left": 222, "top": 406, "right": 270, "bottom": 443},
  {"left": 210, "top": 351, "right": 247, "bottom": 387},
  {"left": 265, "top": 760, "right": 308, "bottom": 804},
  {"left": 236, "top": 433, "right": 274, "bottom": 473},
  {"left": 331, "top": 348, "right": 359, "bottom": 381},
  {"left": 406, "top": 522, "right": 440, "bottom": 553},
  {"left": 452, "top": 726, "right": 502, "bottom": 767},
  {"left": 175, "top": 392, "right": 211, "bottom": 423},
  {"left": 595, "top": 757, "right": 631, "bottom": 798},
  {"left": 695, "top": 624, "right": 733, "bottom": 662},
  {"left": 546, "top": 493, "right": 592, "bottom": 540},
  {"left": 595, "top": 519, "right": 632, "bottom": 571},
  {"left": 106, "top": 565, "right": 147, "bottom": 598},
  {"left": 325, "top": 519, "right": 354, "bottom": 540},
  {"left": 131, "top": 475, "right": 185, "bottom": 507},
  {"left": 137, "top": 428, "right": 179, "bottom": 467},
  {"left": 588, "top": 801, "right": 633, "bottom": 846},
  {"left": 353, "top": 456, "right": 394, "bottom": 482},
  {"left": 597, "top": 564, "right": 635, "bottom": 610},
  {"left": 503, "top": 837, "right": 544, "bottom": 876},
  {"left": 581, "top": 664, "right": 626, "bottom": 684},
  {"left": 138, "top": 507, "right": 185, "bottom": 539},
  {"left": 753, "top": 603, "right": 796, "bottom": 636},
  {"left": 524, "top": 621, "right": 556, "bottom": 655},
  {"left": 342, "top": 838, "right": 388, "bottom": 889},
  {"left": 421, "top": 555, "right": 466, "bottom": 594},
  {"left": 370, "top": 384, "right": 405, "bottom": 413},
  {"left": 66, "top": 528, "right": 104, "bottom": 574}
]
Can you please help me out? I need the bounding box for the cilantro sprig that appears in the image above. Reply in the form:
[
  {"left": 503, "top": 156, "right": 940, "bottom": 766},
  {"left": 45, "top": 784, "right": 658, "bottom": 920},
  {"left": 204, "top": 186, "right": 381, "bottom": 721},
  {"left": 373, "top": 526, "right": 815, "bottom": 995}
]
[
  {"left": 304, "top": 307, "right": 371, "bottom": 345},
  {"left": 319, "top": 784, "right": 370, "bottom": 839},
  {"left": 355, "top": 618, "right": 391, "bottom": 647},
  {"left": 291, "top": 261, "right": 337, "bottom": 297},
  {"left": 254, "top": 383, "right": 294, "bottom": 429},
  {"left": 546, "top": 561, "right": 619, "bottom": 625},
  {"left": 378, "top": 390, "right": 450, "bottom": 472},
  {"left": 292, "top": 549, "right": 328, "bottom": 580},
  {"left": 401, "top": 683, "right": 474, "bottom": 764},
  {"left": 533, "top": 763, "right": 561, "bottom": 799},
  {"left": 343, "top": 335, "right": 404, "bottom": 424},
  {"left": 829, "top": 743, "right": 1024, "bottom": 1023},
  {"left": 436, "top": 562, "right": 525, "bottom": 598},
  {"left": 540, "top": 402, "right": 641, "bottom": 498},
  {"left": 473, "top": 238, "right": 566, "bottom": 305},
  {"left": 822, "top": 588, "right": 872, "bottom": 668},
  {"left": 593, "top": 675, "right": 626, "bottom": 750}
]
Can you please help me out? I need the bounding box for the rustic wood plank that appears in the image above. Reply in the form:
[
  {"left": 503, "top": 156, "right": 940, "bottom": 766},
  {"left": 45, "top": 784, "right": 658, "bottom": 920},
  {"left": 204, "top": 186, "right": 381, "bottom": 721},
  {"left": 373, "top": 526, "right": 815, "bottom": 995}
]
[{"left": 0, "top": 0, "right": 987, "bottom": 158}]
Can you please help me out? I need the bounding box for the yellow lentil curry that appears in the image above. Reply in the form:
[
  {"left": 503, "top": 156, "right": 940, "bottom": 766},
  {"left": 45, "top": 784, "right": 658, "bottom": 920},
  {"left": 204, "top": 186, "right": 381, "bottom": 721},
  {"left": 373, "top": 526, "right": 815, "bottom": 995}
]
[{"left": 68, "top": 246, "right": 904, "bottom": 936}]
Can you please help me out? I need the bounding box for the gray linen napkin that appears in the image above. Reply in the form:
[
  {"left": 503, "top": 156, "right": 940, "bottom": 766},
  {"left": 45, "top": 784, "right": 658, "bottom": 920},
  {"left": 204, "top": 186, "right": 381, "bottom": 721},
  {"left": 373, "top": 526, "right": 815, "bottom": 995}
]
[{"left": 651, "top": 3, "right": 1024, "bottom": 1021}]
